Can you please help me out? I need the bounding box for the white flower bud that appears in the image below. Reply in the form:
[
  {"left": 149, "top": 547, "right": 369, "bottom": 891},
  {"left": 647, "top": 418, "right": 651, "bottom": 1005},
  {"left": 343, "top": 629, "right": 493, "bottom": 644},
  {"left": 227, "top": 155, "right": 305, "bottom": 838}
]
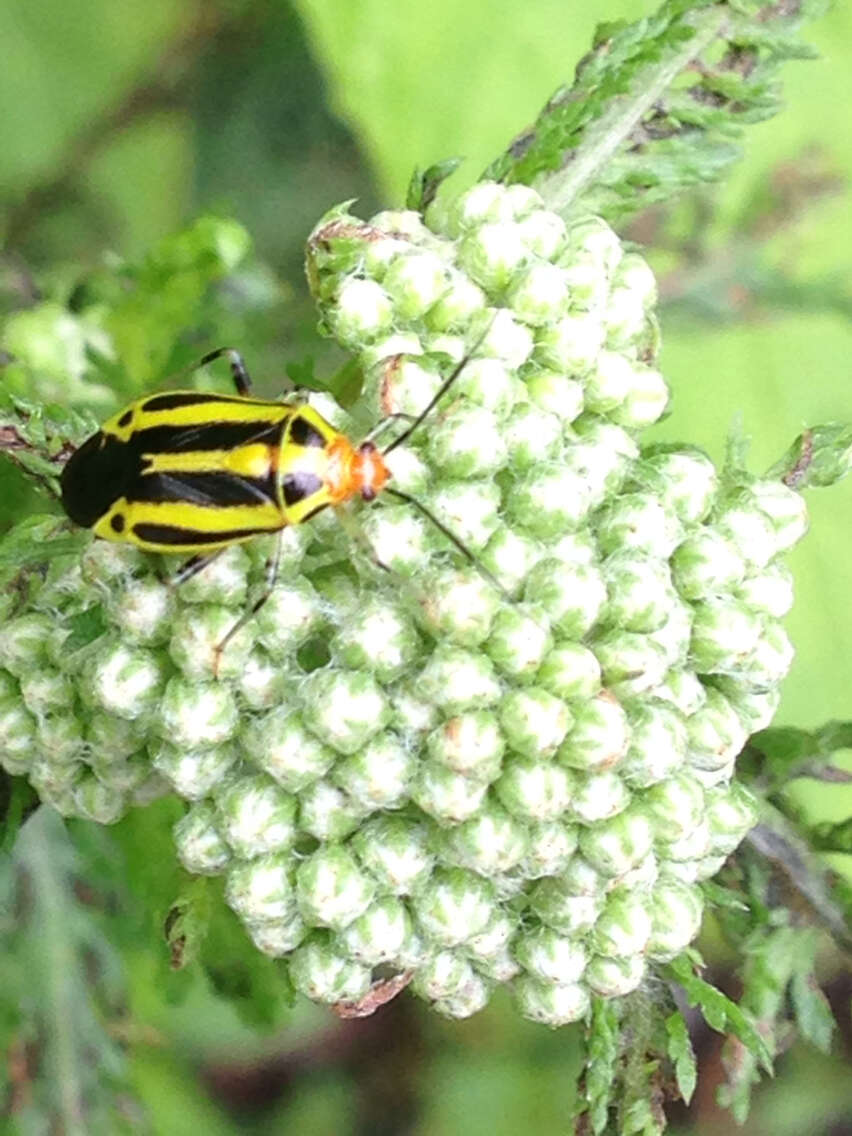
[{"left": 514, "top": 975, "right": 591, "bottom": 1026}]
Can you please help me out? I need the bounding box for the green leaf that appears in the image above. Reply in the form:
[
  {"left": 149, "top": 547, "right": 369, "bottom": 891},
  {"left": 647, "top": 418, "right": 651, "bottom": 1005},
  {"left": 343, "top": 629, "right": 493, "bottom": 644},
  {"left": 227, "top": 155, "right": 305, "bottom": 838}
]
[
  {"left": 406, "top": 157, "right": 464, "bottom": 212},
  {"left": 484, "top": 0, "right": 826, "bottom": 222},
  {"left": 766, "top": 424, "right": 852, "bottom": 489},
  {"left": 574, "top": 996, "right": 621, "bottom": 1135},
  {"left": 790, "top": 964, "right": 835, "bottom": 1054},
  {"left": 664, "top": 1012, "right": 697, "bottom": 1104},
  {"left": 666, "top": 954, "right": 773, "bottom": 1073}
]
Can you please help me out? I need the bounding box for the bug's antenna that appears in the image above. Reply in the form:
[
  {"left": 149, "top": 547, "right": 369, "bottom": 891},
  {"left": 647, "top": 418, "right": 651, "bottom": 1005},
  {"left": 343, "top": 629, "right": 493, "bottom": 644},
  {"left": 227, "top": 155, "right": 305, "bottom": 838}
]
[
  {"left": 384, "top": 486, "right": 511, "bottom": 601},
  {"left": 381, "top": 321, "right": 494, "bottom": 456}
]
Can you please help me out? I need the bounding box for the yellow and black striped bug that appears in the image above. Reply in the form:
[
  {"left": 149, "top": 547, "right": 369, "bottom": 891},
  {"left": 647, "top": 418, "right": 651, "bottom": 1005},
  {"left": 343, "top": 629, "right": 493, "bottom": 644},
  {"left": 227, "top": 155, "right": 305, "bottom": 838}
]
[{"left": 59, "top": 344, "right": 506, "bottom": 672}]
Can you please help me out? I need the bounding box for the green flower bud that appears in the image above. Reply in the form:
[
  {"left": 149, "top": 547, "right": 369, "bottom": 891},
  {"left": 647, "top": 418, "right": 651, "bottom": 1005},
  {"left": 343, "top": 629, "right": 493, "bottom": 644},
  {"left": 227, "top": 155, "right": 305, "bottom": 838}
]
[
  {"left": 413, "top": 950, "right": 477, "bottom": 1000},
  {"left": 647, "top": 878, "right": 704, "bottom": 960},
  {"left": 520, "top": 821, "right": 579, "bottom": 878},
  {"left": 336, "top": 896, "right": 412, "bottom": 965},
  {"left": 71, "top": 774, "right": 126, "bottom": 824},
  {"left": 334, "top": 731, "right": 416, "bottom": 810},
  {"left": 738, "top": 622, "right": 794, "bottom": 688},
  {"left": 507, "top": 261, "right": 571, "bottom": 326},
  {"left": 20, "top": 668, "right": 74, "bottom": 716},
  {"left": 601, "top": 552, "right": 674, "bottom": 632},
  {"left": 671, "top": 531, "right": 746, "bottom": 601},
  {"left": 560, "top": 856, "right": 607, "bottom": 896},
  {"left": 298, "top": 780, "right": 367, "bottom": 841},
  {"left": 418, "top": 566, "right": 499, "bottom": 647},
  {"left": 564, "top": 216, "right": 623, "bottom": 275},
  {"left": 749, "top": 480, "right": 808, "bottom": 553},
  {"left": 419, "top": 645, "right": 502, "bottom": 712},
  {"left": 641, "top": 448, "right": 718, "bottom": 524},
  {"left": 485, "top": 607, "right": 553, "bottom": 681},
  {"left": 458, "top": 221, "right": 530, "bottom": 292},
  {"left": 425, "top": 271, "right": 488, "bottom": 332},
  {"left": 604, "top": 253, "right": 657, "bottom": 345},
  {"left": 428, "top": 404, "right": 508, "bottom": 480},
  {"left": 516, "top": 209, "right": 567, "bottom": 259},
  {"left": 499, "top": 687, "right": 572, "bottom": 759},
  {"left": 620, "top": 700, "right": 687, "bottom": 788},
  {"left": 442, "top": 800, "right": 528, "bottom": 875},
  {"left": 661, "top": 818, "right": 712, "bottom": 862},
  {"left": 653, "top": 668, "right": 707, "bottom": 717},
  {"left": 225, "top": 853, "right": 298, "bottom": 922},
  {"left": 110, "top": 576, "right": 173, "bottom": 643},
  {"left": 689, "top": 598, "right": 764, "bottom": 673},
  {"left": 383, "top": 249, "right": 449, "bottom": 319},
  {"left": 579, "top": 807, "right": 653, "bottom": 877},
  {"left": 513, "top": 975, "right": 591, "bottom": 1026},
  {"left": 503, "top": 403, "right": 563, "bottom": 470},
  {"left": 705, "top": 782, "right": 758, "bottom": 855},
  {"left": 558, "top": 692, "right": 629, "bottom": 772},
  {"left": 714, "top": 499, "right": 777, "bottom": 568},
  {"left": 254, "top": 579, "right": 322, "bottom": 657},
  {"left": 0, "top": 614, "right": 53, "bottom": 676},
  {"left": 245, "top": 913, "right": 307, "bottom": 957},
  {"left": 158, "top": 678, "right": 237, "bottom": 748},
  {"left": 529, "top": 876, "right": 603, "bottom": 935},
  {"left": 496, "top": 755, "right": 572, "bottom": 821},
  {"left": 413, "top": 761, "right": 489, "bottom": 823},
  {"left": 525, "top": 370, "right": 584, "bottom": 423},
  {"left": 524, "top": 559, "right": 606, "bottom": 637},
  {"left": 596, "top": 493, "right": 683, "bottom": 559},
  {"left": 150, "top": 741, "right": 236, "bottom": 799},
  {"left": 360, "top": 505, "right": 430, "bottom": 575},
  {"left": 289, "top": 932, "right": 371, "bottom": 1003},
  {"left": 333, "top": 598, "right": 421, "bottom": 678},
  {"left": 351, "top": 815, "right": 435, "bottom": 895},
  {"left": 466, "top": 910, "right": 516, "bottom": 964},
  {"left": 37, "top": 713, "right": 86, "bottom": 765},
  {"left": 216, "top": 774, "right": 298, "bottom": 859},
  {"left": 169, "top": 604, "right": 253, "bottom": 680},
  {"left": 592, "top": 630, "right": 669, "bottom": 697},
  {"left": 296, "top": 845, "right": 376, "bottom": 931},
  {"left": 611, "top": 367, "right": 669, "bottom": 430},
  {"left": 735, "top": 562, "right": 794, "bottom": 618},
  {"left": 240, "top": 708, "right": 334, "bottom": 791},
  {"left": 711, "top": 677, "right": 780, "bottom": 733},
  {"left": 237, "top": 650, "right": 291, "bottom": 709},
  {"left": 300, "top": 669, "right": 389, "bottom": 755},
  {"left": 537, "top": 642, "right": 601, "bottom": 702},
  {"left": 642, "top": 773, "right": 705, "bottom": 842},
  {"left": 179, "top": 546, "right": 250, "bottom": 606},
  {"left": 593, "top": 889, "right": 652, "bottom": 957},
  {"left": 568, "top": 770, "right": 630, "bottom": 824},
  {"left": 686, "top": 687, "right": 749, "bottom": 774},
  {"left": 585, "top": 953, "right": 645, "bottom": 997},
  {"left": 426, "top": 710, "right": 505, "bottom": 781},
  {"left": 329, "top": 277, "right": 394, "bottom": 346},
  {"left": 173, "top": 802, "right": 232, "bottom": 874},
  {"left": 415, "top": 868, "right": 497, "bottom": 947},
  {"left": 535, "top": 311, "right": 605, "bottom": 373},
  {"left": 568, "top": 419, "right": 639, "bottom": 503},
  {"left": 91, "top": 642, "right": 165, "bottom": 722},
  {"left": 515, "top": 927, "right": 587, "bottom": 985},
  {"left": 428, "top": 479, "right": 500, "bottom": 548}
]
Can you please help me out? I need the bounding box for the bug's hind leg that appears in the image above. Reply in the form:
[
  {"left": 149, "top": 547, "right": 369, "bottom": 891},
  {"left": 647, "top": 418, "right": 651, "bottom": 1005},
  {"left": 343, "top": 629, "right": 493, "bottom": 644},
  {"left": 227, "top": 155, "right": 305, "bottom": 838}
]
[
  {"left": 169, "top": 549, "right": 226, "bottom": 587},
  {"left": 211, "top": 531, "right": 283, "bottom": 678},
  {"left": 198, "top": 347, "right": 254, "bottom": 396}
]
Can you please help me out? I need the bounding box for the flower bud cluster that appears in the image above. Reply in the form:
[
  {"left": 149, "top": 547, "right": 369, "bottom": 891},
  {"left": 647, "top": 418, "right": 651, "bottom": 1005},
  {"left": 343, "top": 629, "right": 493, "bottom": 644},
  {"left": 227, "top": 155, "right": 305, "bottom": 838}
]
[{"left": 1, "top": 182, "right": 808, "bottom": 1026}]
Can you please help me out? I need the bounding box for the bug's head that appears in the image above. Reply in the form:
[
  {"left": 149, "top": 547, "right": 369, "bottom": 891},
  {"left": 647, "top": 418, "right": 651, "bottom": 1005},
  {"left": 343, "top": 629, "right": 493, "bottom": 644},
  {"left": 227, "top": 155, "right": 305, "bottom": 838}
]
[{"left": 354, "top": 439, "right": 389, "bottom": 502}]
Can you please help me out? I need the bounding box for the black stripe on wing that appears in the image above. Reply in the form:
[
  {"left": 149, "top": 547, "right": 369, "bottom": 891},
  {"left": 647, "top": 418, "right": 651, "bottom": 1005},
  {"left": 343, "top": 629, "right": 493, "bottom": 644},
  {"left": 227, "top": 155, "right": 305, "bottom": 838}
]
[
  {"left": 132, "top": 419, "right": 283, "bottom": 455},
  {"left": 131, "top": 522, "right": 273, "bottom": 547},
  {"left": 129, "top": 470, "right": 277, "bottom": 508}
]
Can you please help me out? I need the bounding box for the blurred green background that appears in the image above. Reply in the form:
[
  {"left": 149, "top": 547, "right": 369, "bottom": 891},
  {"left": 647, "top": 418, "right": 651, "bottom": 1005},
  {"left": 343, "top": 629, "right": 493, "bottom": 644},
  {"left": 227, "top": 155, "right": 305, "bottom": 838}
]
[{"left": 1, "top": 0, "right": 850, "bottom": 1132}]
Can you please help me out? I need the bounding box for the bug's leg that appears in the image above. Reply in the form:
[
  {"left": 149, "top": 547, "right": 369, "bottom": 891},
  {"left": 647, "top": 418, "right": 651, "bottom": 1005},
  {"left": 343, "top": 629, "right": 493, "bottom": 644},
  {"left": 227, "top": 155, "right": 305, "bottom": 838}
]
[
  {"left": 198, "top": 347, "right": 254, "bottom": 396},
  {"left": 361, "top": 412, "right": 418, "bottom": 447},
  {"left": 170, "top": 549, "right": 225, "bottom": 587},
  {"left": 212, "top": 530, "right": 283, "bottom": 677}
]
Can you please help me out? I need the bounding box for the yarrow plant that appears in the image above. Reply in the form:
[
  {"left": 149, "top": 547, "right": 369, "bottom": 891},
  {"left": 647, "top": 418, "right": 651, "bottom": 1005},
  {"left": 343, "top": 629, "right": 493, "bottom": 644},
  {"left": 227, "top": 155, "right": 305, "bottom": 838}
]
[{"left": 1, "top": 0, "right": 849, "bottom": 1131}]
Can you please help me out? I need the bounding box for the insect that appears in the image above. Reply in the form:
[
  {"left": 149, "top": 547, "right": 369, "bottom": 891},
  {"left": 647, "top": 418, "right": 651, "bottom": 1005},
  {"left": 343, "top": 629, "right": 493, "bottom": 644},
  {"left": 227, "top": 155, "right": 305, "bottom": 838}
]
[{"left": 59, "top": 343, "right": 505, "bottom": 671}]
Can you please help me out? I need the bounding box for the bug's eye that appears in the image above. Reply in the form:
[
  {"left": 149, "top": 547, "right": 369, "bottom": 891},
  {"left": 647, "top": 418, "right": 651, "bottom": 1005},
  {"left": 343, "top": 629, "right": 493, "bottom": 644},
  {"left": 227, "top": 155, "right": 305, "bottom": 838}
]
[{"left": 361, "top": 486, "right": 377, "bottom": 502}]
